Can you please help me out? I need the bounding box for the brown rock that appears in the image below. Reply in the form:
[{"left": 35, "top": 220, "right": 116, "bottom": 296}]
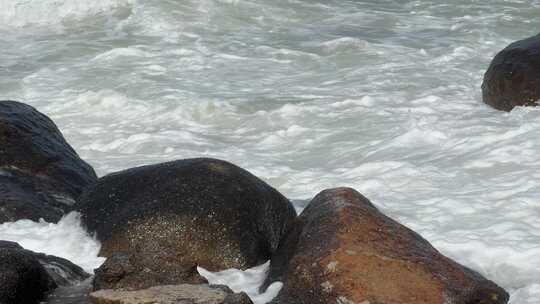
[
  {"left": 76, "top": 158, "right": 296, "bottom": 290},
  {"left": 266, "top": 187, "right": 509, "bottom": 304},
  {"left": 482, "top": 34, "right": 540, "bottom": 111},
  {"left": 89, "top": 284, "right": 253, "bottom": 304}
]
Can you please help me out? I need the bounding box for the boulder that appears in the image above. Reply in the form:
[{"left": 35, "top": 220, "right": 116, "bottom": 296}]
[
  {"left": 482, "top": 34, "right": 540, "bottom": 111},
  {"left": 0, "top": 241, "right": 90, "bottom": 295},
  {"left": 76, "top": 158, "right": 297, "bottom": 289},
  {"left": 0, "top": 100, "right": 97, "bottom": 223},
  {"left": 89, "top": 284, "right": 253, "bottom": 304},
  {"left": 266, "top": 187, "right": 509, "bottom": 304},
  {"left": 0, "top": 241, "right": 56, "bottom": 304}
]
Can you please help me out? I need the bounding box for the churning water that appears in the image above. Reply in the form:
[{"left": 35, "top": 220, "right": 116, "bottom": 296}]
[{"left": 1, "top": 0, "right": 540, "bottom": 303}]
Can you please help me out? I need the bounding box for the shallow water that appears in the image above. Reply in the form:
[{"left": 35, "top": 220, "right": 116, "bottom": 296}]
[{"left": 1, "top": 0, "right": 540, "bottom": 303}]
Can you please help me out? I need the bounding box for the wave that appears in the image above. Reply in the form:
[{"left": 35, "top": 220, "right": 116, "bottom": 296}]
[{"left": 0, "top": 0, "right": 134, "bottom": 27}]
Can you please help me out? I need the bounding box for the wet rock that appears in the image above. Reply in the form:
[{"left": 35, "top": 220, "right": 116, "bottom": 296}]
[
  {"left": 93, "top": 252, "right": 138, "bottom": 290},
  {"left": 33, "top": 250, "right": 90, "bottom": 287},
  {"left": 47, "top": 278, "right": 94, "bottom": 304},
  {"left": 0, "top": 100, "right": 97, "bottom": 223},
  {"left": 0, "top": 241, "right": 56, "bottom": 304},
  {"left": 89, "top": 284, "right": 253, "bottom": 304},
  {"left": 482, "top": 34, "right": 540, "bottom": 111},
  {"left": 76, "top": 158, "right": 296, "bottom": 290},
  {"left": 266, "top": 187, "right": 509, "bottom": 304},
  {"left": 0, "top": 241, "right": 90, "bottom": 291}
]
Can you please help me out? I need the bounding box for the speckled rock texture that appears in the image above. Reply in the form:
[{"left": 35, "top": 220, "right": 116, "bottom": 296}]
[
  {"left": 482, "top": 34, "right": 540, "bottom": 111},
  {"left": 266, "top": 187, "right": 509, "bottom": 304},
  {"left": 0, "top": 100, "right": 97, "bottom": 223},
  {"left": 76, "top": 158, "right": 297, "bottom": 290},
  {"left": 89, "top": 284, "right": 253, "bottom": 304}
]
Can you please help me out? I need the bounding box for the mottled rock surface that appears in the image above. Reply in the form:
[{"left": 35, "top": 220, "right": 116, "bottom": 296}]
[
  {"left": 0, "top": 100, "right": 97, "bottom": 223},
  {"left": 76, "top": 158, "right": 296, "bottom": 289},
  {"left": 267, "top": 187, "right": 509, "bottom": 304},
  {"left": 482, "top": 34, "right": 540, "bottom": 111},
  {"left": 89, "top": 284, "right": 253, "bottom": 304}
]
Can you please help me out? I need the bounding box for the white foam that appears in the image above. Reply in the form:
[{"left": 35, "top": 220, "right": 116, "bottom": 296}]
[
  {"left": 92, "top": 47, "right": 152, "bottom": 62},
  {"left": 0, "top": 0, "right": 134, "bottom": 28},
  {"left": 0, "top": 212, "right": 105, "bottom": 273},
  {"left": 198, "top": 262, "right": 283, "bottom": 304}
]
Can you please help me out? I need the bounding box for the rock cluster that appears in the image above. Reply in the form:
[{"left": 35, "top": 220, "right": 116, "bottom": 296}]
[{"left": 0, "top": 100, "right": 510, "bottom": 304}]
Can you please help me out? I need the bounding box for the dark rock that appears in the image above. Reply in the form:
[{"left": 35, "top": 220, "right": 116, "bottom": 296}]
[
  {"left": 482, "top": 34, "right": 540, "bottom": 111},
  {"left": 0, "top": 241, "right": 90, "bottom": 292},
  {"left": 76, "top": 158, "right": 296, "bottom": 290},
  {"left": 89, "top": 284, "right": 253, "bottom": 304},
  {"left": 0, "top": 100, "right": 97, "bottom": 223},
  {"left": 0, "top": 242, "right": 56, "bottom": 304},
  {"left": 266, "top": 187, "right": 509, "bottom": 304},
  {"left": 0, "top": 240, "right": 23, "bottom": 249},
  {"left": 34, "top": 251, "right": 90, "bottom": 287}
]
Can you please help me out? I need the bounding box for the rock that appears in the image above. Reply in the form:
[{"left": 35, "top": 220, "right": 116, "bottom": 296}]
[
  {"left": 33, "top": 249, "right": 90, "bottom": 286},
  {"left": 223, "top": 292, "right": 253, "bottom": 304},
  {"left": 266, "top": 187, "right": 509, "bottom": 304},
  {"left": 76, "top": 158, "right": 296, "bottom": 290},
  {"left": 482, "top": 34, "right": 540, "bottom": 111},
  {"left": 0, "top": 240, "right": 90, "bottom": 290},
  {"left": 89, "top": 284, "right": 253, "bottom": 304},
  {"left": 0, "top": 240, "right": 23, "bottom": 249},
  {"left": 46, "top": 278, "right": 94, "bottom": 304},
  {"left": 0, "top": 100, "right": 97, "bottom": 223},
  {"left": 0, "top": 241, "right": 56, "bottom": 304},
  {"left": 92, "top": 252, "right": 138, "bottom": 291}
]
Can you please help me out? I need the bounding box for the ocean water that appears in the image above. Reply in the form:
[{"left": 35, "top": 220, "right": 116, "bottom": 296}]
[{"left": 1, "top": 0, "right": 540, "bottom": 303}]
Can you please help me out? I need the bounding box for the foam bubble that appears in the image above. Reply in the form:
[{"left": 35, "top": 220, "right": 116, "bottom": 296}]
[
  {"left": 198, "top": 262, "right": 282, "bottom": 304},
  {"left": 0, "top": 0, "right": 134, "bottom": 28},
  {"left": 0, "top": 212, "right": 104, "bottom": 273}
]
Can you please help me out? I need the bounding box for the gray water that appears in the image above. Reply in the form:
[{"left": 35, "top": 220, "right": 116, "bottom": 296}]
[{"left": 1, "top": 1, "right": 540, "bottom": 303}]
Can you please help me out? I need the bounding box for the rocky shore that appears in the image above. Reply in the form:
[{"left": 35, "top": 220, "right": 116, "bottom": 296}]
[{"left": 0, "top": 100, "right": 510, "bottom": 303}]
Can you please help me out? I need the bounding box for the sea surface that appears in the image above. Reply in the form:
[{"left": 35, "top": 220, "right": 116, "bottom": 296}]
[{"left": 1, "top": 0, "right": 540, "bottom": 303}]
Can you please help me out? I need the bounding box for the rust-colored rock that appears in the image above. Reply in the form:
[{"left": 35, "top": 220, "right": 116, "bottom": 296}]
[
  {"left": 482, "top": 34, "right": 540, "bottom": 111},
  {"left": 266, "top": 187, "right": 509, "bottom": 304}
]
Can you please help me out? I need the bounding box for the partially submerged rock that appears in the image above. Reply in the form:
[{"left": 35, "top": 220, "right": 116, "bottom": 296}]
[
  {"left": 267, "top": 187, "right": 509, "bottom": 304},
  {"left": 0, "top": 241, "right": 90, "bottom": 295},
  {"left": 89, "top": 284, "right": 253, "bottom": 304},
  {"left": 33, "top": 248, "right": 90, "bottom": 287},
  {"left": 482, "top": 34, "right": 540, "bottom": 111},
  {"left": 0, "top": 241, "right": 56, "bottom": 304},
  {"left": 76, "top": 158, "right": 296, "bottom": 289},
  {"left": 0, "top": 100, "right": 97, "bottom": 223}
]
